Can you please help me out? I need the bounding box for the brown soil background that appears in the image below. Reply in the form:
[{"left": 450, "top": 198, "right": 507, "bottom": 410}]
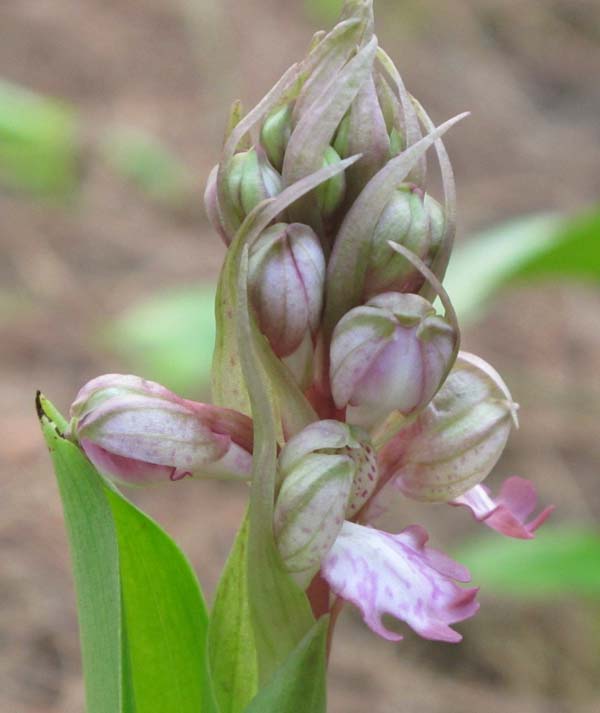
[{"left": 1, "top": 1, "right": 600, "bottom": 712}]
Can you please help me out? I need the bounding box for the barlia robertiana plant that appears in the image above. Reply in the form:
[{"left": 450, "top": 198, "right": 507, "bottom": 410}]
[{"left": 38, "top": 2, "right": 554, "bottom": 711}]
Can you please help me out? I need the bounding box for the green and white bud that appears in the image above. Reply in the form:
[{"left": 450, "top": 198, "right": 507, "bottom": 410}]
[
  {"left": 316, "top": 146, "right": 346, "bottom": 218},
  {"left": 274, "top": 419, "right": 379, "bottom": 584},
  {"left": 227, "top": 148, "right": 282, "bottom": 224},
  {"left": 363, "top": 184, "right": 446, "bottom": 298},
  {"left": 260, "top": 104, "right": 293, "bottom": 172},
  {"left": 380, "top": 352, "right": 519, "bottom": 502}
]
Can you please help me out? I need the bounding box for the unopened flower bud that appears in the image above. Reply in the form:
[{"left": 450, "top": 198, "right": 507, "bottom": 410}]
[
  {"left": 68, "top": 374, "right": 253, "bottom": 486},
  {"left": 380, "top": 352, "right": 519, "bottom": 502},
  {"left": 388, "top": 127, "right": 404, "bottom": 157},
  {"left": 260, "top": 104, "right": 293, "bottom": 172},
  {"left": 227, "top": 148, "right": 282, "bottom": 224},
  {"left": 203, "top": 165, "right": 229, "bottom": 244},
  {"left": 315, "top": 146, "right": 346, "bottom": 218},
  {"left": 274, "top": 420, "right": 379, "bottom": 584},
  {"left": 363, "top": 185, "right": 446, "bottom": 298},
  {"left": 330, "top": 292, "right": 457, "bottom": 428},
  {"left": 249, "top": 222, "right": 326, "bottom": 388}
]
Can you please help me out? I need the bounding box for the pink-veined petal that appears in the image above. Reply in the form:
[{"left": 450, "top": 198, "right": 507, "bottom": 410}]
[
  {"left": 450, "top": 477, "right": 554, "bottom": 539},
  {"left": 321, "top": 521, "right": 479, "bottom": 643}
]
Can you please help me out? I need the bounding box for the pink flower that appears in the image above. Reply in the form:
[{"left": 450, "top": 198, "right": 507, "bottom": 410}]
[
  {"left": 450, "top": 476, "right": 554, "bottom": 539},
  {"left": 321, "top": 521, "right": 479, "bottom": 642},
  {"left": 70, "top": 374, "right": 254, "bottom": 486}
]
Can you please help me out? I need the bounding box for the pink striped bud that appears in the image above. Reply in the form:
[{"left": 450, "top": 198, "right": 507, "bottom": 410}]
[
  {"left": 330, "top": 292, "right": 457, "bottom": 428},
  {"left": 69, "top": 374, "right": 253, "bottom": 486},
  {"left": 249, "top": 222, "right": 326, "bottom": 389},
  {"left": 380, "top": 352, "right": 519, "bottom": 502},
  {"left": 274, "top": 419, "right": 379, "bottom": 584},
  {"left": 363, "top": 184, "right": 445, "bottom": 298}
]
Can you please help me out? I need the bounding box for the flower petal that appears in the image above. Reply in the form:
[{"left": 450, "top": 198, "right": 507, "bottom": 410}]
[
  {"left": 450, "top": 477, "right": 554, "bottom": 539},
  {"left": 321, "top": 521, "right": 478, "bottom": 642}
]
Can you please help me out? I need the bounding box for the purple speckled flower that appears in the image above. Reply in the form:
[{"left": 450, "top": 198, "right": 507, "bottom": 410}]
[{"left": 321, "top": 521, "right": 479, "bottom": 642}]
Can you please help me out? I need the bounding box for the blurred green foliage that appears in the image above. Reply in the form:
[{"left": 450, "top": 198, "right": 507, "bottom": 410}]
[
  {"left": 456, "top": 526, "right": 600, "bottom": 598},
  {"left": 100, "top": 126, "right": 195, "bottom": 209},
  {"left": 0, "top": 79, "right": 79, "bottom": 197},
  {"left": 304, "top": 0, "right": 344, "bottom": 25},
  {"left": 444, "top": 209, "right": 600, "bottom": 321},
  {"left": 105, "top": 286, "right": 216, "bottom": 397},
  {"left": 0, "top": 78, "right": 194, "bottom": 208}
]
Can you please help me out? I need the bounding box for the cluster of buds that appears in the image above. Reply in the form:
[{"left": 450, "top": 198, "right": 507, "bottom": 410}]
[{"left": 68, "top": 1, "right": 551, "bottom": 647}]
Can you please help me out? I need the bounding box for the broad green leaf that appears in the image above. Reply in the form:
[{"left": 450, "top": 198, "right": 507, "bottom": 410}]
[
  {"left": 101, "top": 127, "right": 194, "bottom": 209},
  {"left": 244, "top": 617, "right": 328, "bottom": 713},
  {"left": 444, "top": 209, "right": 600, "bottom": 322},
  {"left": 236, "top": 248, "right": 315, "bottom": 683},
  {"left": 106, "top": 286, "right": 216, "bottom": 396},
  {"left": 38, "top": 395, "right": 123, "bottom": 713},
  {"left": 208, "top": 514, "right": 258, "bottom": 713},
  {"left": 456, "top": 526, "right": 600, "bottom": 598},
  {"left": 0, "top": 80, "right": 79, "bottom": 197},
  {"left": 39, "top": 397, "right": 217, "bottom": 713},
  {"left": 105, "top": 488, "right": 217, "bottom": 713}
]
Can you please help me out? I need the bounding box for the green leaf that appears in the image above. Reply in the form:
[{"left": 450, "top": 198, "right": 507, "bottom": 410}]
[
  {"left": 456, "top": 526, "right": 600, "bottom": 598},
  {"left": 0, "top": 80, "right": 79, "bottom": 197},
  {"left": 244, "top": 617, "right": 328, "bottom": 713},
  {"left": 38, "top": 396, "right": 123, "bottom": 713},
  {"left": 208, "top": 514, "right": 258, "bottom": 713},
  {"left": 39, "top": 397, "right": 217, "bottom": 713},
  {"left": 444, "top": 208, "right": 600, "bottom": 322},
  {"left": 101, "top": 126, "right": 194, "bottom": 209},
  {"left": 106, "top": 286, "right": 216, "bottom": 396},
  {"left": 105, "top": 488, "right": 217, "bottom": 713}
]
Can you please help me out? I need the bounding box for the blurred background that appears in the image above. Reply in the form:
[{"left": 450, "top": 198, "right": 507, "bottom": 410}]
[{"left": 1, "top": 1, "right": 599, "bottom": 712}]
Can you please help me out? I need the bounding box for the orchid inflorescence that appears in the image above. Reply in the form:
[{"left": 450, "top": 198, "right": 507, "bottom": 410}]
[{"left": 67, "top": 0, "right": 552, "bottom": 667}]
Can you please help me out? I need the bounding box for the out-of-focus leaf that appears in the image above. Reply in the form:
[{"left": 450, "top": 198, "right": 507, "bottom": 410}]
[
  {"left": 304, "top": 0, "right": 343, "bottom": 24},
  {"left": 445, "top": 209, "right": 600, "bottom": 322},
  {"left": 208, "top": 514, "right": 258, "bottom": 713},
  {"left": 101, "top": 127, "right": 194, "bottom": 208},
  {"left": 106, "top": 286, "right": 216, "bottom": 396},
  {"left": 456, "top": 526, "right": 600, "bottom": 598},
  {"left": 39, "top": 395, "right": 122, "bottom": 713},
  {"left": 39, "top": 396, "right": 217, "bottom": 713},
  {"left": 0, "top": 79, "right": 79, "bottom": 197},
  {"left": 243, "top": 617, "right": 328, "bottom": 713}
]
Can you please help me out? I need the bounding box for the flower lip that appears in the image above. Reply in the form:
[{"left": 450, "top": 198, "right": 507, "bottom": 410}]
[{"left": 321, "top": 521, "right": 479, "bottom": 643}]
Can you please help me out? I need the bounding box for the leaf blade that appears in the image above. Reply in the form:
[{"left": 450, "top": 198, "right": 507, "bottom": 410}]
[
  {"left": 39, "top": 398, "right": 122, "bottom": 713},
  {"left": 243, "top": 618, "right": 328, "bottom": 713},
  {"left": 208, "top": 513, "right": 258, "bottom": 713},
  {"left": 105, "top": 487, "right": 218, "bottom": 713}
]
